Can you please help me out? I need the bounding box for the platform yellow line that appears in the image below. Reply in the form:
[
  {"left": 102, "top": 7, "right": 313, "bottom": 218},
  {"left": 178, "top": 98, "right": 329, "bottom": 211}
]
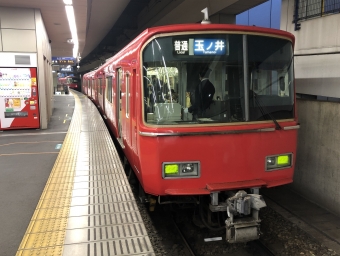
[{"left": 16, "top": 93, "right": 82, "bottom": 256}]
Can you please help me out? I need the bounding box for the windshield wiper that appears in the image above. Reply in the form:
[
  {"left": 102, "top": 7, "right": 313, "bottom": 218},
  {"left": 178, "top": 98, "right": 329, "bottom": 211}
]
[{"left": 253, "top": 92, "right": 282, "bottom": 130}]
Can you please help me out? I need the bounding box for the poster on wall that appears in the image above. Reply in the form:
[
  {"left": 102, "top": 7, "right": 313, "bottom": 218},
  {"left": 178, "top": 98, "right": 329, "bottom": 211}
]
[{"left": 0, "top": 67, "right": 40, "bottom": 130}]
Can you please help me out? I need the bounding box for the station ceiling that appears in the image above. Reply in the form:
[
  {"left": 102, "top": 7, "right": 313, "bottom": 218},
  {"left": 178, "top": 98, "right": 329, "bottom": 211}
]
[{"left": 0, "top": 0, "right": 267, "bottom": 73}]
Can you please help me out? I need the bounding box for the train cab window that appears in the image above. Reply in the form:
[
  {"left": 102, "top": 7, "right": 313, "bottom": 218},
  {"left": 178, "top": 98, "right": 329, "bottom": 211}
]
[
  {"left": 247, "top": 36, "right": 294, "bottom": 121},
  {"left": 142, "top": 33, "right": 294, "bottom": 125}
]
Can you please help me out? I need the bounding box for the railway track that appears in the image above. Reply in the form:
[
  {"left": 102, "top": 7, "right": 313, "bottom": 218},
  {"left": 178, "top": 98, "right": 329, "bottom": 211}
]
[
  {"left": 171, "top": 212, "right": 277, "bottom": 256},
  {"left": 247, "top": 240, "right": 276, "bottom": 256},
  {"left": 172, "top": 216, "right": 197, "bottom": 256}
]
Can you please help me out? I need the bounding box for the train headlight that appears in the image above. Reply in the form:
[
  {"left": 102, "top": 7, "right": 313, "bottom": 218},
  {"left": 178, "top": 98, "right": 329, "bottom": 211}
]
[
  {"left": 266, "top": 153, "right": 292, "bottom": 171},
  {"left": 164, "top": 164, "right": 179, "bottom": 175},
  {"left": 163, "top": 162, "right": 200, "bottom": 178}
]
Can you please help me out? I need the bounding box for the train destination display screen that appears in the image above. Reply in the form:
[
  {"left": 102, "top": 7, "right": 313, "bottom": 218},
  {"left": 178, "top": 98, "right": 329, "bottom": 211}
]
[{"left": 173, "top": 38, "right": 228, "bottom": 56}]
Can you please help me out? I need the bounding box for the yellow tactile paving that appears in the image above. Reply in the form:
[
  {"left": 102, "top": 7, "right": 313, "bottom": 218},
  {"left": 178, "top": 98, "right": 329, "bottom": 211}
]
[
  {"left": 17, "top": 246, "right": 64, "bottom": 256},
  {"left": 16, "top": 94, "right": 83, "bottom": 256},
  {"left": 18, "top": 231, "right": 66, "bottom": 251},
  {"left": 28, "top": 218, "right": 69, "bottom": 233},
  {"left": 17, "top": 91, "right": 155, "bottom": 256},
  {"left": 38, "top": 197, "right": 71, "bottom": 209}
]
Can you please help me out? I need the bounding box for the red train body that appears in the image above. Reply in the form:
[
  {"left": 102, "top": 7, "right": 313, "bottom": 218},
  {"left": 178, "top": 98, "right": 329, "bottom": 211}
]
[
  {"left": 58, "top": 75, "right": 80, "bottom": 91},
  {"left": 82, "top": 23, "right": 298, "bottom": 243}
]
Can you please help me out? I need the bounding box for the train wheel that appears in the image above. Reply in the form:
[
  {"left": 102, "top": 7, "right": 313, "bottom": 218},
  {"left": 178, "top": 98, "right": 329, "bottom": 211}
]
[
  {"left": 137, "top": 184, "right": 157, "bottom": 212},
  {"left": 148, "top": 196, "right": 157, "bottom": 212}
]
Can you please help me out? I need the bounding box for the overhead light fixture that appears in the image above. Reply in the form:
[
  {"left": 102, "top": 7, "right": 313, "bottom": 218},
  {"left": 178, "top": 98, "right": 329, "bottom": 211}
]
[
  {"left": 73, "top": 42, "right": 79, "bottom": 59},
  {"left": 63, "top": 0, "right": 72, "bottom": 5},
  {"left": 65, "top": 4, "right": 78, "bottom": 58}
]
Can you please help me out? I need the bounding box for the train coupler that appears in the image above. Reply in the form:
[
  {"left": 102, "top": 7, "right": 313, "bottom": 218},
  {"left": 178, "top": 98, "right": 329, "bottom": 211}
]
[{"left": 224, "top": 190, "right": 266, "bottom": 243}]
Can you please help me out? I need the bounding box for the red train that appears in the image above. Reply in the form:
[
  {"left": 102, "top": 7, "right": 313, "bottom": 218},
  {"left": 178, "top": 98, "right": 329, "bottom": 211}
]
[
  {"left": 82, "top": 22, "right": 298, "bottom": 243},
  {"left": 58, "top": 75, "right": 81, "bottom": 91}
]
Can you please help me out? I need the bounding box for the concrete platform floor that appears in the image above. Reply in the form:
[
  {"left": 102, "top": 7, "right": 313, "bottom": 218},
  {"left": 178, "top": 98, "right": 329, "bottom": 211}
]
[{"left": 0, "top": 94, "right": 74, "bottom": 256}]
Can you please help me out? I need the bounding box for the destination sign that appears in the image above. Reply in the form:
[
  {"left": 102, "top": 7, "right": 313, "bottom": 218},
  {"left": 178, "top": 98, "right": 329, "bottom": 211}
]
[
  {"left": 193, "top": 39, "right": 226, "bottom": 55},
  {"left": 173, "top": 38, "right": 227, "bottom": 56}
]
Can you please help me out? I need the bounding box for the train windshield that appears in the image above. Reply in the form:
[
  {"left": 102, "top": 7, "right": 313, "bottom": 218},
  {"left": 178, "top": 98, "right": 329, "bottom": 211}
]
[
  {"left": 142, "top": 33, "right": 294, "bottom": 125},
  {"left": 67, "top": 77, "right": 80, "bottom": 84}
]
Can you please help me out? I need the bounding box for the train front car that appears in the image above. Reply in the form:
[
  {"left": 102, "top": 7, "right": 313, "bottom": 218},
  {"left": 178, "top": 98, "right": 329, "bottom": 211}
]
[
  {"left": 137, "top": 25, "right": 297, "bottom": 243},
  {"left": 66, "top": 76, "right": 81, "bottom": 91}
]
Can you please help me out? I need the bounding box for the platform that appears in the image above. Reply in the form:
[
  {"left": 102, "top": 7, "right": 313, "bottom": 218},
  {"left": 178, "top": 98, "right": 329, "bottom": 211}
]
[{"left": 0, "top": 91, "right": 154, "bottom": 256}]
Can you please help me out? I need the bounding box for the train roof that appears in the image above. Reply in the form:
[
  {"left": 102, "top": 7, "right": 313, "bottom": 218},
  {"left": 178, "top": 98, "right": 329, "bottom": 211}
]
[
  {"left": 119, "top": 23, "right": 295, "bottom": 55},
  {"left": 83, "top": 23, "right": 295, "bottom": 77},
  {"left": 143, "top": 23, "right": 295, "bottom": 42}
]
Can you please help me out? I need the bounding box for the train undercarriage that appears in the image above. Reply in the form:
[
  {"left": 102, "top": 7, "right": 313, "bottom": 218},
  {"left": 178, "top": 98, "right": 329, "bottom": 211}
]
[
  {"left": 150, "top": 190, "right": 266, "bottom": 243},
  {"left": 124, "top": 158, "right": 267, "bottom": 243}
]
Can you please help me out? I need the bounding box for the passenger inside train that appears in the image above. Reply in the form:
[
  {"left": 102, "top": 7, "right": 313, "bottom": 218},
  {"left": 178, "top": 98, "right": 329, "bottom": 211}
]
[{"left": 184, "top": 67, "right": 215, "bottom": 121}]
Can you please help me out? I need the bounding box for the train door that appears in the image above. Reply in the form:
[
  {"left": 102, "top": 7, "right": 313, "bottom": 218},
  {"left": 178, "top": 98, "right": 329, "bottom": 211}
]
[
  {"left": 104, "top": 77, "right": 109, "bottom": 116},
  {"left": 99, "top": 78, "right": 104, "bottom": 112},
  {"left": 91, "top": 80, "right": 93, "bottom": 98},
  {"left": 125, "top": 72, "right": 130, "bottom": 145},
  {"left": 94, "top": 78, "right": 99, "bottom": 106},
  {"left": 132, "top": 69, "right": 138, "bottom": 156},
  {"left": 106, "top": 76, "right": 113, "bottom": 120},
  {"left": 116, "top": 68, "right": 123, "bottom": 146},
  {"left": 102, "top": 78, "right": 104, "bottom": 112}
]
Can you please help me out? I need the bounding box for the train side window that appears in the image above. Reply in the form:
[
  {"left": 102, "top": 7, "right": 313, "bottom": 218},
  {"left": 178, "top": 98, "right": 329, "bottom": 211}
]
[
  {"left": 99, "top": 79, "right": 103, "bottom": 94},
  {"left": 106, "top": 76, "right": 113, "bottom": 103}
]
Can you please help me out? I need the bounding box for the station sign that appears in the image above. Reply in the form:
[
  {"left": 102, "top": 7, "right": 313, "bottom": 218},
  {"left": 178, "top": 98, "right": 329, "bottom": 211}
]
[
  {"left": 52, "top": 57, "right": 76, "bottom": 65},
  {"left": 60, "top": 67, "right": 73, "bottom": 72}
]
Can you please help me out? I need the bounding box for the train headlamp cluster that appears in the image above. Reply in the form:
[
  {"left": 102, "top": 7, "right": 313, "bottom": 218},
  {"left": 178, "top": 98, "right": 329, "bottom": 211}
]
[
  {"left": 163, "top": 162, "right": 200, "bottom": 178},
  {"left": 266, "top": 153, "right": 292, "bottom": 171}
]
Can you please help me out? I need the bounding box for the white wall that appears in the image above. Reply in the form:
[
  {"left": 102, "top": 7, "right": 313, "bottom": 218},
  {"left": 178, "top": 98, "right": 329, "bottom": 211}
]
[
  {"left": 0, "top": 7, "right": 53, "bottom": 129},
  {"left": 295, "top": 99, "right": 340, "bottom": 216},
  {"left": 35, "top": 9, "right": 53, "bottom": 127},
  {"left": 281, "top": 0, "right": 340, "bottom": 98},
  {"left": 281, "top": 1, "right": 340, "bottom": 217}
]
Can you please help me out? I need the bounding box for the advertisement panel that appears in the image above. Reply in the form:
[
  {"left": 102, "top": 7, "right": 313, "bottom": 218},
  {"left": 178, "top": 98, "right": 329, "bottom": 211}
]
[{"left": 0, "top": 67, "right": 40, "bottom": 130}]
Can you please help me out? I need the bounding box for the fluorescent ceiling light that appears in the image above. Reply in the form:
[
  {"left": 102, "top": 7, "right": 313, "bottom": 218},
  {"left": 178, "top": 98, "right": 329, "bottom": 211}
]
[
  {"left": 63, "top": 0, "right": 72, "bottom": 5},
  {"left": 65, "top": 5, "right": 78, "bottom": 58},
  {"left": 73, "top": 42, "right": 79, "bottom": 59}
]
